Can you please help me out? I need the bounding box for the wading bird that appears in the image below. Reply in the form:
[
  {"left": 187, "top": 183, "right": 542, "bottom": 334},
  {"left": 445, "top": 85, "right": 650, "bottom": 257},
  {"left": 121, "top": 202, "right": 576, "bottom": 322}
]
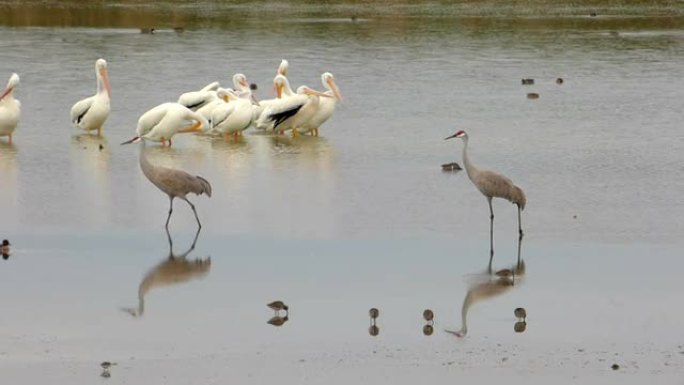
[
  {"left": 126, "top": 102, "right": 208, "bottom": 147},
  {"left": 210, "top": 89, "right": 254, "bottom": 139},
  {"left": 255, "top": 77, "right": 330, "bottom": 137},
  {"left": 296, "top": 72, "right": 342, "bottom": 136},
  {"left": 121, "top": 136, "right": 212, "bottom": 228},
  {"left": 70, "top": 59, "right": 111, "bottom": 136},
  {"left": 445, "top": 130, "right": 526, "bottom": 261},
  {"left": 0, "top": 73, "right": 21, "bottom": 144}
]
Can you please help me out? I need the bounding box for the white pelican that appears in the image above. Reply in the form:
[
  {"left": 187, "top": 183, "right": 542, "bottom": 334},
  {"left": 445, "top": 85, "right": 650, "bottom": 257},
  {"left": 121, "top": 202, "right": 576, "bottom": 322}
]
[
  {"left": 210, "top": 89, "right": 254, "bottom": 139},
  {"left": 256, "top": 81, "right": 330, "bottom": 137},
  {"left": 177, "top": 81, "right": 223, "bottom": 112},
  {"left": 252, "top": 74, "right": 296, "bottom": 126},
  {"left": 0, "top": 73, "right": 20, "bottom": 144},
  {"left": 232, "top": 73, "right": 261, "bottom": 117},
  {"left": 70, "top": 59, "right": 111, "bottom": 136},
  {"left": 194, "top": 88, "right": 234, "bottom": 123},
  {"left": 124, "top": 103, "right": 208, "bottom": 147},
  {"left": 277, "top": 59, "right": 289, "bottom": 76},
  {"left": 296, "top": 72, "right": 342, "bottom": 136}
]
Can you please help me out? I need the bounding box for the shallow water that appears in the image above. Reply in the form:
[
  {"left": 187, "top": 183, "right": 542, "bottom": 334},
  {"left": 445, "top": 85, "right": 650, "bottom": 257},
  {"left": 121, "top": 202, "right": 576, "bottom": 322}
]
[{"left": 1, "top": 1, "right": 684, "bottom": 383}]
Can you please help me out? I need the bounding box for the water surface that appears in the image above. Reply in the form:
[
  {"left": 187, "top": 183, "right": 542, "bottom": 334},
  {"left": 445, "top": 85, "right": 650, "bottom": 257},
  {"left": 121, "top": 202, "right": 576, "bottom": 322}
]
[{"left": 1, "top": 1, "right": 684, "bottom": 383}]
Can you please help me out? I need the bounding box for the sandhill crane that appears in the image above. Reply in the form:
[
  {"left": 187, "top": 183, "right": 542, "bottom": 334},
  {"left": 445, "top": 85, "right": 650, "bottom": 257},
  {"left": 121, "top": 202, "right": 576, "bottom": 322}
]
[
  {"left": 121, "top": 228, "right": 211, "bottom": 317},
  {"left": 445, "top": 130, "right": 526, "bottom": 262},
  {"left": 70, "top": 59, "right": 111, "bottom": 136},
  {"left": 121, "top": 136, "right": 212, "bottom": 228}
]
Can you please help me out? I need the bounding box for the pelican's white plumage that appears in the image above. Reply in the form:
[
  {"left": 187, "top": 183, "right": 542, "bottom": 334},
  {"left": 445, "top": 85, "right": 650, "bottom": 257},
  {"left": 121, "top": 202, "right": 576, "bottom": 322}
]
[
  {"left": 0, "top": 73, "right": 20, "bottom": 144},
  {"left": 253, "top": 74, "right": 296, "bottom": 128},
  {"left": 297, "top": 72, "right": 342, "bottom": 136},
  {"left": 210, "top": 90, "right": 254, "bottom": 138},
  {"left": 255, "top": 77, "right": 330, "bottom": 136},
  {"left": 70, "top": 58, "right": 111, "bottom": 135},
  {"left": 133, "top": 102, "right": 208, "bottom": 146}
]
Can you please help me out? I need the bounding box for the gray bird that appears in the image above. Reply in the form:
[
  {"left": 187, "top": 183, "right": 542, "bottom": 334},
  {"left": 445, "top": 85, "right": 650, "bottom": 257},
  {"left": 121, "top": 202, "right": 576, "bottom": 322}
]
[
  {"left": 445, "top": 130, "right": 526, "bottom": 264},
  {"left": 122, "top": 137, "right": 212, "bottom": 228}
]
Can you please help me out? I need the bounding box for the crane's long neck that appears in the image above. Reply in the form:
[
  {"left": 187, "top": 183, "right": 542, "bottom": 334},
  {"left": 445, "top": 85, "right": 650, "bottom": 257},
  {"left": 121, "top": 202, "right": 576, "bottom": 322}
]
[{"left": 461, "top": 136, "right": 478, "bottom": 180}]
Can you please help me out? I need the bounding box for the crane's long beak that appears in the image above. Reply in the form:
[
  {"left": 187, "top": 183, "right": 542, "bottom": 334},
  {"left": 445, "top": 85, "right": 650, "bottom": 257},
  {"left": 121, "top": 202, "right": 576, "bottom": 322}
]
[
  {"left": 444, "top": 133, "right": 458, "bottom": 140},
  {"left": 121, "top": 136, "right": 141, "bottom": 145}
]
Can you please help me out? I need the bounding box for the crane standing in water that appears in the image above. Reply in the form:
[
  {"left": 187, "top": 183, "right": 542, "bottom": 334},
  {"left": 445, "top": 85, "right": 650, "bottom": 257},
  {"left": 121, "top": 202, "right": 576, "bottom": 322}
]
[
  {"left": 121, "top": 137, "right": 212, "bottom": 228},
  {"left": 445, "top": 130, "right": 526, "bottom": 263}
]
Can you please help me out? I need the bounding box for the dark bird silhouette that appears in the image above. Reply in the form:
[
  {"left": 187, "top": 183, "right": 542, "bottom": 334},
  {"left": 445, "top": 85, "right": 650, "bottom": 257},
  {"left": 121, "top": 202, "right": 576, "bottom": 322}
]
[{"left": 267, "top": 301, "right": 289, "bottom": 312}]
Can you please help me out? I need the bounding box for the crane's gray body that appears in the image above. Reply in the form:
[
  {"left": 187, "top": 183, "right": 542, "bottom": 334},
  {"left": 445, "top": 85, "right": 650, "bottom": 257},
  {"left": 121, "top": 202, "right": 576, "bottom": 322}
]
[{"left": 137, "top": 139, "right": 212, "bottom": 228}]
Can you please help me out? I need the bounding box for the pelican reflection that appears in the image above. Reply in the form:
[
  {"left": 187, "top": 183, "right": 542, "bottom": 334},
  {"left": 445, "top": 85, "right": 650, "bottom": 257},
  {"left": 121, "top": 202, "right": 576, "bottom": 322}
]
[
  {"left": 121, "top": 228, "right": 211, "bottom": 317},
  {"left": 446, "top": 240, "right": 526, "bottom": 338},
  {"left": 0, "top": 142, "right": 18, "bottom": 213}
]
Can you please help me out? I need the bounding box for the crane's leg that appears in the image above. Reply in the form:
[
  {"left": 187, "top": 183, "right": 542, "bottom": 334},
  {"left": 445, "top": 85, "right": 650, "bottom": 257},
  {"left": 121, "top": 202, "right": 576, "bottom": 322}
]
[
  {"left": 517, "top": 204, "right": 524, "bottom": 241},
  {"left": 183, "top": 197, "right": 202, "bottom": 229},
  {"left": 165, "top": 197, "right": 174, "bottom": 229},
  {"left": 517, "top": 230, "right": 522, "bottom": 271},
  {"left": 488, "top": 197, "right": 494, "bottom": 268},
  {"left": 165, "top": 225, "right": 174, "bottom": 255}
]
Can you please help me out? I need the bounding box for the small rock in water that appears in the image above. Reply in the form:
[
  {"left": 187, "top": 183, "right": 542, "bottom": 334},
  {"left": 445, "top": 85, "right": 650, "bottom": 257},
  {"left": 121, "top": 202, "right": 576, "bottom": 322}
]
[
  {"left": 99, "top": 144, "right": 104, "bottom": 151},
  {"left": 611, "top": 363, "right": 620, "bottom": 370},
  {"left": 441, "top": 162, "right": 461, "bottom": 172},
  {"left": 556, "top": 77, "right": 564, "bottom": 84},
  {"left": 590, "top": 12, "right": 597, "bottom": 17},
  {"left": 527, "top": 93, "right": 540, "bottom": 100},
  {"left": 521, "top": 78, "right": 535, "bottom": 85}
]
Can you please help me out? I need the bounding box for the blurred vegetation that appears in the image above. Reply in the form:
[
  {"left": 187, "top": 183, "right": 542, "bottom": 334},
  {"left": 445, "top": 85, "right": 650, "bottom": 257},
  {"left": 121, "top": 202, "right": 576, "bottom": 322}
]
[{"left": 0, "top": 0, "right": 682, "bottom": 30}]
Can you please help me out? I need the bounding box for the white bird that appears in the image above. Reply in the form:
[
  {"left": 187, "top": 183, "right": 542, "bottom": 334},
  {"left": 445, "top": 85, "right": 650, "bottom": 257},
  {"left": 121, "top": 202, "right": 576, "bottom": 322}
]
[
  {"left": 277, "top": 59, "right": 289, "bottom": 76},
  {"left": 195, "top": 89, "right": 234, "bottom": 123},
  {"left": 210, "top": 89, "right": 254, "bottom": 139},
  {"left": 256, "top": 80, "right": 330, "bottom": 137},
  {"left": 232, "top": 73, "right": 260, "bottom": 105},
  {"left": 296, "top": 72, "right": 342, "bottom": 136},
  {"left": 126, "top": 103, "right": 208, "bottom": 147},
  {"left": 70, "top": 59, "right": 111, "bottom": 136},
  {"left": 0, "top": 73, "right": 20, "bottom": 144},
  {"left": 177, "top": 81, "right": 223, "bottom": 112}
]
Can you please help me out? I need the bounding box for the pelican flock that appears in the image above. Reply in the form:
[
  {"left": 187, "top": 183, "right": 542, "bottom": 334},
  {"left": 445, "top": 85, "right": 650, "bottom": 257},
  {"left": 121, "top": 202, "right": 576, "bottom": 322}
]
[
  {"left": 2, "top": 58, "right": 346, "bottom": 225},
  {"left": 70, "top": 58, "right": 111, "bottom": 136}
]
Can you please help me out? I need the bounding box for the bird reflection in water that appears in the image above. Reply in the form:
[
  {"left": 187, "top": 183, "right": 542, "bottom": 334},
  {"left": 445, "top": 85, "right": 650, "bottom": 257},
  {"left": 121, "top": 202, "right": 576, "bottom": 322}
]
[
  {"left": 445, "top": 239, "right": 526, "bottom": 338},
  {"left": 423, "top": 309, "right": 435, "bottom": 336},
  {"left": 267, "top": 314, "right": 289, "bottom": 327},
  {"left": 266, "top": 300, "right": 289, "bottom": 327},
  {"left": 368, "top": 308, "right": 380, "bottom": 336},
  {"left": 121, "top": 228, "right": 211, "bottom": 317}
]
